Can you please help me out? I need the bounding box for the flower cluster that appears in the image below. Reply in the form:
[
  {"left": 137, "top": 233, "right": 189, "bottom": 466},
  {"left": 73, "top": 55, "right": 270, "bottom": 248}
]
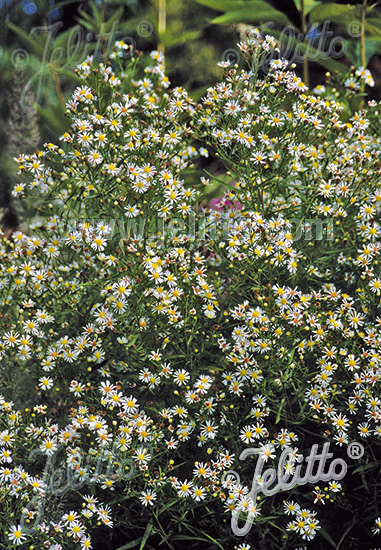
[{"left": 0, "top": 30, "right": 380, "bottom": 549}]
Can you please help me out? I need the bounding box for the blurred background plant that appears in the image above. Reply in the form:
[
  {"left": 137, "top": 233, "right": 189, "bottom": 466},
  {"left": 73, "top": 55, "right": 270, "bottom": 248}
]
[{"left": 1, "top": 0, "right": 381, "bottom": 230}]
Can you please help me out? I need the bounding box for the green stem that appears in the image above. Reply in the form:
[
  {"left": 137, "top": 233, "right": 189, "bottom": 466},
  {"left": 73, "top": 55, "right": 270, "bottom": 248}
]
[
  {"left": 360, "top": 0, "right": 367, "bottom": 70},
  {"left": 100, "top": 0, "right": 107, "bottom": 63},
  {"left": 151, "top": 509, "right": 175, "bottom": 550},
  {"left": 300, "top": 0, "right": 309, "bottom": 88},
  {"left": 359, "top": 0, "right": 367, "bottom": 106},
  {"left": 43, "top": 19, "right": 65, "bottom": 107},
  {"left": 158, "top": 0, "right": 166, "bottom": 52},
  {"left": 50, "top": 64, "right": 65, "bottom": 107}
]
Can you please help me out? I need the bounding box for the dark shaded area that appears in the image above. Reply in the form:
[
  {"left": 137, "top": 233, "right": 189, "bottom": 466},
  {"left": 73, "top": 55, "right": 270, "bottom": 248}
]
[{"left": 270, "top": 0, "right": 302, "bottom": 28}]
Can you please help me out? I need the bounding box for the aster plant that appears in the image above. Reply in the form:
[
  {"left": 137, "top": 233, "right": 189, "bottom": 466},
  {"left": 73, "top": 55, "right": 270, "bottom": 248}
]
[{"left": 0, "top": 31, "right": 380, "bottom": 550}]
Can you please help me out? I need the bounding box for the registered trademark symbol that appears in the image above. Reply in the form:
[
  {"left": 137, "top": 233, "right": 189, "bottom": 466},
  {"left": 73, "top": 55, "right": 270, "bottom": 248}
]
[
  {"left": 221, "top": 48, "right": 240, "bottom": 66},
  {"left": 348, "top": 21, "right": 361, "bottom": 37},
  {"left": 347, "top": 441, "right": 364, "bottom": 459},
  {"left": 221, "top": 469, "right": 240, "bottom": 485},
  {"left": 137, "top": 21, "right": 153, "bottom": 38}
]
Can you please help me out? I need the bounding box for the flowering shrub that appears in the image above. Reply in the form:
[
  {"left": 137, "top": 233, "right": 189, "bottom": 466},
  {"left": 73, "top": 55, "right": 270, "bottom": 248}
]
[{"left": 0, "top": 31, "right": 380, "bottom": 550}]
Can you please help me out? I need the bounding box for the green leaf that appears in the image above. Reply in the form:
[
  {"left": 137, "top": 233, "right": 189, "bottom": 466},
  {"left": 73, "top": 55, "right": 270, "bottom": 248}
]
[
  {"left": 116, "top": 538, "right": 143, "bottom": 550},
  {"left": 158, "top": 496, "right": 185, "bottom": 515},
  {"left": 195, "top": 0, "right": 252, "bottom": 12},
  {"left": 365, "top": 20, "right": 381, "bottom": 38},
  {"left": 275, "top": 397, "right": 286, "bottom": 423},
  {"left": 89, "top": 1, "right": 102, "bottom": 26},
  {"left": 309, "top": 3, "right": 358, "bottom": 25},
  {"left": 162, "top": 29, "right": 201, "bottom": 48},
  {"left": 353, "top": 461, "right": 378, "bottom": 474},
  {"left": 203, "top": 170, "right": 237, "bottom": 190},
  {"left": 294, "top": 0, "right": 316, "bottom": 13},
  {"left": 211, "top": 3, "right": 293, "bottom": 26},
  {"left": 34, "top": 103, "right": 68, "bottom": 134},
  {"left": 343, "top": 37, "right": 380, "bottom": 66},
  {"left": 336, "top": 519, "right": 358, "bottom": 550},
  {"left": 174, "top": 536, "right": 211, "bottom": 542},
  {"left": 76, "top": 3, "right": 101, "bottom": 33},
  {"left": 139, "top": 520, "right": 154, "bottom": 549},
  {"left": 76, "top": 20, "right": 95, "bottom": 33},
  {"left": 104, "top": 6, "right": 124, "bottom": 33},
  {"left": 319, "top": 527, "right": 338, "bottom": 548},
  {"left": 174, "top": 532, "right": 225, "bottom": 549},
  {"left": 76, "top": 8, "right": 94, "bottom": 23},
  {"left": 53, "top": 67, "right": 83, "bottom": 83},
  {"left": 6, "top": 22, "right": 45, "bottom": 56},
  {"left": 125, "top": 334, "right": 139, "bottom": 348},
  {"left": 267, "top": 520, "right": 287, "bottom": 531},
  {"left": 52, "top": 0, "right": 82, "bottom": 11}
]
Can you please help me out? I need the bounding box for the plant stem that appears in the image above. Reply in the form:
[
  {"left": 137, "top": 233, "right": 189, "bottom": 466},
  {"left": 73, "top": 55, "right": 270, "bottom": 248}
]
[
  {"left": 300, "top": 0, "right": 309, "bottom": 88},
  {"left": 151, "top": 509, "right": 175, "bottom": 550},
  {"left": 158, "top": 0, "right": 166, "bottom": 52},
  {"left": 100, "top": 0, "right": 107, "bottom": 63},
  {"left": 359, "top": 0, "right": 367, "bottom": 104},
  {"left": 50, "top": 65, "right": 65, "bottom": 106},
  {"left": 42, "top": 19, "right": 65, "bottom": 107},
  {"left": 360, "top": 0, "right": 367, "bottom": 69}
]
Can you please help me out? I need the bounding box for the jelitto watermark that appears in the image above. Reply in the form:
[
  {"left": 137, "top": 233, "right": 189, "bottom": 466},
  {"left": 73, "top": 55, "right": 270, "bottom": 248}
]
[{"left": 223, "top": 441, "right": 364, "bottom": 536}]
